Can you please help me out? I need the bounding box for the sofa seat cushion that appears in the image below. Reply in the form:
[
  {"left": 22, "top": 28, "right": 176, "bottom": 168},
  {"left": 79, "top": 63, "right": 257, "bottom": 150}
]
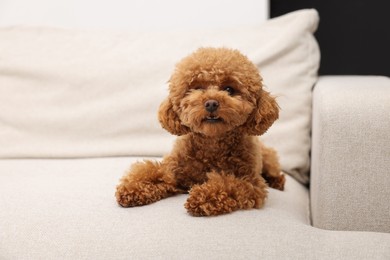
[{"left": 1, "top": 157, "right": 389, "bottom": 259}]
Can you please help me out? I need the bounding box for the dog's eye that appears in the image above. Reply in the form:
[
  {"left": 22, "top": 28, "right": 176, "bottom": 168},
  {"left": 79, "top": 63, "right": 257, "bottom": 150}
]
[{"left": 223, "top": 86, "right": 235, "bottom": 96}]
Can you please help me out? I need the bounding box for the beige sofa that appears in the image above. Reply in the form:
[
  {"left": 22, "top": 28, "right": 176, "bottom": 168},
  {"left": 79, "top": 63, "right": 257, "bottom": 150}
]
[{"left": 0, "top": 10, "right": 389, "bottom": 259}]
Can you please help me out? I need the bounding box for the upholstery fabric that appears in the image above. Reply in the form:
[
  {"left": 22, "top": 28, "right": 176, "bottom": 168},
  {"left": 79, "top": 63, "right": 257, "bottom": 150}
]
[
  {"left": 0, "top": 9, "right": 320, "bottom": 184},
  {"left": 311, "top": 76, "right": 390, "bottom": 232},
  {"left": 0, "top": 157, "right": 389, "bottom": 259}
]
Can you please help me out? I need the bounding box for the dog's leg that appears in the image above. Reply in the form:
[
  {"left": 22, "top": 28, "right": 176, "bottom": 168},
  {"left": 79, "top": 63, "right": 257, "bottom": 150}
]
[
  {"left": 261, "top": 145, "right": 285, "bottom": 191},
  {"left": 185, "top": 171, "right": 268, "bottom": 216},
  {"left": 115, "top": 160, "right": 179, "bottom": 207}
]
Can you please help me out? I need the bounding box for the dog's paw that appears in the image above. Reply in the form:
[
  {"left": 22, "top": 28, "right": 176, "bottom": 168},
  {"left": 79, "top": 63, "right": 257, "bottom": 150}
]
[
  {"left": 184, "top": 184, "right": 238, "bottom": 216},
  {"left": 264, "top": 173, "right": 286, "bottom": 191},
  {"left": 115, "top": 183, "right": 143, "bottom": 207},
  {"left": 115, "top": 182, "right": 166, "bottom": 207}
]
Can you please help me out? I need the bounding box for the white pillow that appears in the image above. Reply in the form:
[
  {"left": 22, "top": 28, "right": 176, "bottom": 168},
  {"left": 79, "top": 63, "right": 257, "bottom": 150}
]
[{"left": 0, "top": 9, "right": 319, "bottom": 184}]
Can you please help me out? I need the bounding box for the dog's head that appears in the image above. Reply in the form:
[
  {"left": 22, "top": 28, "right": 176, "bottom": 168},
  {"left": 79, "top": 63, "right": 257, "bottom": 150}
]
[{"left": 158, "top": 47, "right": 279, "bottom": 137}]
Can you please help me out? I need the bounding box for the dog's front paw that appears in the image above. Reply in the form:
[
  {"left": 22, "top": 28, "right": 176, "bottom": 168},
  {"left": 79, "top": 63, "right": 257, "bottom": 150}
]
[
  {"left": 184, "top": 184, "right": 238, "bottom": 216},
  {"left": 115, "top": 183, "right": 144, "bottom": 207},
  {"left": 115, "top": 182, "right": 165, "bottom": 207}
]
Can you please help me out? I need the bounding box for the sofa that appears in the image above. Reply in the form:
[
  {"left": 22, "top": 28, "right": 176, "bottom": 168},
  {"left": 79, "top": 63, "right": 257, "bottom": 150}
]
[{"left": 0, "top": 9, "right": 389, "bottom": 259}]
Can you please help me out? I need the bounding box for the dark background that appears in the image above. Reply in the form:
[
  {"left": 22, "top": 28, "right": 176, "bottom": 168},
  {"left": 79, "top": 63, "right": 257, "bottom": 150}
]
[{"left": 270, "top": 0, "right": 389, "bottom": 76}]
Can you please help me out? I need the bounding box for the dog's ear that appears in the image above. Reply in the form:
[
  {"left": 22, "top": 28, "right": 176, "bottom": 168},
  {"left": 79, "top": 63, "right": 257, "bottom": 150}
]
[
  {"left": 158, "top": 98, "right": 190, "bottom": 136},
  {"left": 243, "top": 90, "right": 279, "bottom": 136}
]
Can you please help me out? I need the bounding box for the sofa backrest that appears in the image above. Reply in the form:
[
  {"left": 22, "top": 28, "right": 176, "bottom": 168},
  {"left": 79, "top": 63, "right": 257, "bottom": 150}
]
[
  {"left": 0, "top": 10, "right": 320, "bottom": 184},
  {"left": 0, "top": 0, "right": 268, "bottom": 30}
]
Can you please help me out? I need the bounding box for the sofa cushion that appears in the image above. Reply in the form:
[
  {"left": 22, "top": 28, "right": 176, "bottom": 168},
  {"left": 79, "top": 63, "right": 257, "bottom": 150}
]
[
  {"left": 0, "top": 9, "right": 320, "bottom": 184},
  {"left": 0, "top": 157, "right": 389, "bottom": 259}
]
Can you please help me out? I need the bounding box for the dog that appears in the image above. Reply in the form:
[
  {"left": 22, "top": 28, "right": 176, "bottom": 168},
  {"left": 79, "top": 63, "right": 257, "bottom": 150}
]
[{"left": 115, "top": 47, "right": 285, "bottom": 216}]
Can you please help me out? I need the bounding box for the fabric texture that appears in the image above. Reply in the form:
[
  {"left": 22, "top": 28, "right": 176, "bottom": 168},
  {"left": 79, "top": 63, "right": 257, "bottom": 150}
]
[
  {"left": 0, "top": 157, "right": 389, "bottom": 259},
  {"left": 0, "top": 9, "right": 320, "bottom": 183},
  {"left": 311, "top": 76, "right": 390, "bottom": 232}
]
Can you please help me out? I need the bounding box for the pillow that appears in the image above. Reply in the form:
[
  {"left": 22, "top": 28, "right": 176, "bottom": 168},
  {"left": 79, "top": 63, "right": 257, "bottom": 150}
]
[{"left": 0, "top": 9, "right": 319, "bottom": 184}]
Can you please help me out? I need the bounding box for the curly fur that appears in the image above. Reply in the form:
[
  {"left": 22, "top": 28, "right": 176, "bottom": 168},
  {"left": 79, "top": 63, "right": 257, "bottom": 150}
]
[{"left": 116, "top": 47, "right": 285, "bottom": 216}]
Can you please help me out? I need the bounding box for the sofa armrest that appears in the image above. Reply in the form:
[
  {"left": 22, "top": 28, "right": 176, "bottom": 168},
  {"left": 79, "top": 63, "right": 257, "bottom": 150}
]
[{"left": 310, "top": 76, "right": 390, "bottom": 233}]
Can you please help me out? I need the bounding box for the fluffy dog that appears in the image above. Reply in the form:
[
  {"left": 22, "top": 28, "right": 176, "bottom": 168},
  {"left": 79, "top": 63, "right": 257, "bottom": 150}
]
[{"left": 115, "top": 47, "right": 285, "bottom": 216}]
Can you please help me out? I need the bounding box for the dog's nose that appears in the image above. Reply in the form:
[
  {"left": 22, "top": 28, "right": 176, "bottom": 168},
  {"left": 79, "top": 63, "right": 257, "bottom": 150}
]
[{"left": 204, "top": 99, "right": 219, "bottom": 113}]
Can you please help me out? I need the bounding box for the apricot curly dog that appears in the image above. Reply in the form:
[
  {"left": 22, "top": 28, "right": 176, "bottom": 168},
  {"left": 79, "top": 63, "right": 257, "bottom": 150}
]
[{"left": 116, "top": 47, "right": 285, "bottom": 216}]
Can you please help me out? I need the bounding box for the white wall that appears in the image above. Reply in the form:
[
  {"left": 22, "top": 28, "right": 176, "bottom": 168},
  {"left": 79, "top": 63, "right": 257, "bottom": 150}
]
[{"left": 0, "top": 0, "right": 269, "bottom": 30}]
